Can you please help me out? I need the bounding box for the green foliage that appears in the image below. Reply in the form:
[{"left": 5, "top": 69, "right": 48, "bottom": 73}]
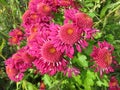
[{"left": 72, "top": 53, "right": 88, "bottom": 68}]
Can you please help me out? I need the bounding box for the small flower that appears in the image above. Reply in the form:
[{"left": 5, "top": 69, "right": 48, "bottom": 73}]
[
  {"left": 59, "top": 0, "right": 72, "bottom": 7},
  {"left": 33, "top": 41, "right": 68, "bottom": 76},
  {"left": 9, "top": 36, "right": 20, "bottom": 45},
  {"left": 74, "top": 12, "right": 93, "bottom": 29},
  {"left": 5, "top": 58, "right": 24, "bottom": 82},
  {"left": 109, "top": 76, "right": 118, "bottom": 87},
  {"left": 41, "top": 41, "right": 62, "bottom": 63},
  {"left": 22, "top": 10, "right": 39, "bottom": 27},
  {"left": 64, "top": 8, "right": 79, "bottom": 23},
  {"left": 91, "top": 41, "right": 114, "bottom": 76},
  {"left": 109, "top": 76, "right": 120, "bottom": 90},
  {"left": 59, "top": 23, "right": 81, "bottom": 45},
  {"left": 64, "top": 9, "right": 93, "bottom": 29},
  {"left": 49, "top": 23, "right": 88, "bottom": 58},
  {"left": 9, "top": 28, "right": 24, "bottom": 45},
  {"left": 12, "top": 47, "right": 34, "bottom": 72},
  {"left": 37, "top": 3, "right": 51, "bottom": 15}
]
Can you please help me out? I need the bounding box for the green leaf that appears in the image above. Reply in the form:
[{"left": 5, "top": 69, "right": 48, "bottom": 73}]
[
  {"left": 96, "top": 81, "right": 103, "bottom": 87},
  {"left": 22, "top": 80, "right": 38, "bottom": 90},
  {"left": 42, "top": 74, "right": 52, "bottom": 86},
  {"left": 100, "top": 0, "right": 112, "bottom": 18},
  {"left": 88, "top": 12, "right": 96, "bottom": 18},
  {"left": 73, "top": 75, "right": 82, "bottom": 85},
  {"left": 0, "top": 38, "right": 6, "bottom": 53},
  {"left": 77, "top": 53, "right": 88, "bottom": 67},
  {"left": 105, "top": 34, "right": 114, "bottom": 42},
  {"left": 94, "top": 32, "right": 102, "bottom": 39},
  {"left": 86, "top": 70, "right": 96, "bottom": 80}
]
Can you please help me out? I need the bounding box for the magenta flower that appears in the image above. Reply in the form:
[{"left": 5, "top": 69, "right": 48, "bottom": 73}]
[
  {"left": 74, "top": 12, "right": 93, "bottom": 29},
  {"left": 9, "top": 28, "right": 24, "bottom": 45},
  {"left": 109, "top": 76, "right": 120, "bottom": 90},
  {"left": 6, "top": 65, "right": 24, "bottom": 82},
  {"left": 33, "top": 41, "right": 68, "bottom": 76},
  {"left": 64, "top": 8, "right": 93, "bottom": 29},
  {"left": 22, "top": 10, "right": 40, "bottom": 27},
  {"left": 37, "top": 2, "right": 51, "bottom": 15},
  {"left": 49, "top": 23, "right": 88, "bottom": 58},
  {"left": 28, "top": 0, "right": 59, "bottom": 13},
  {"left": 63, "top": 67, "right": 80, "bottom": 77},
  {"left": 5, "top": 46, "right": 35, "bottom": 82},
  {"left": 64, "top": 8, "right": 79, "bottom": 23},
  {"left": 91, "top": 41, "right": 114, "bottom": 76},
  {"left": 59, "top": 0, "right": 73, "bottom": 7}
]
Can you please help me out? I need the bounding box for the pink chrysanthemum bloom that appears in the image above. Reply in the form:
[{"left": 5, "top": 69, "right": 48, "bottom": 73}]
[
  {"left": 83, "top": 28, "right": 99, "bottom": 39},
  {"left": 12, "top": 47, "right": 35, "bottom": 72},
  {"left": 5, "top": 46, "right": 35, "bottom": 82},
  {"left": 33, "top": 41, "right": 68, "bottom": 76},
  {"left": 9, "top": 28, "right": 23, "bottom": 37},
  {"left": 5, "top": 58, "right": 24, "bottom": 82},
  {"left": 9, "top": 36, "right": 20, "bottom": 45},
  {"left": 25, "top": 23, "right": 40, "bottom": 36},
  {"left": 91, "top": 41, "right": 114, "bottom": 76},
  {"left": 63, "top": 67, "right": 80, "bottom": 77},
  {"left": 25, "top": 23, "right": 50, "bottom": 37},
  {"left": 109, "top": 76, "right": 120, "bottom": 90},
  {"left": 27, "top": 27, "right": 50, "bottom": 57},
  {"left": 22, "top": 10, "right": 39, "bottom": 27},
  {"left": 22, "top": 9, "right": 52, "bottom": 28},
  {"left": 9, "top": 28, "right": 24, "bottom": 45},
  {"left": 64, "top": 8, "right": 79, "bottom": 23},
  {"left": 59, "top": 0, "right": 73, "bottom": 7},
  {"left": 6, "top": 65, "right": 24, "bottom": 82},
  {"left": 37, "top": 2, "right": 51, "bottom": 15},
  {"left": 28, "top": 0, "right": 59, "bottom": 13},
  {"left": 49, "top": 23, "right": 88, "bottom": 58},
  {"left": 74, "top": 12, "right": 93, "bottom": 29},
  {"left": 64, "top": 9, "right": 93, "bottom": 29}
]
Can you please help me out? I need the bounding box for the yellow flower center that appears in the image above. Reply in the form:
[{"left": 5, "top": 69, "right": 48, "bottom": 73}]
[
  {"left": 31, "top": 26, "right": 37, "bottom": 33},
  {"left": 104, "top": 52, "right": 112, "bottom": 66},
  {"left": 49, "top": 47, "right": 56, "bottom": 53},
  {"left": 12, "top": 37, "right": 17, "bottom": 43},
  {"left": 31, "top": 14, "right": 37, "bottom": 20},
  {"left": 67, "top": 28, "right": 74, "bottom": 35},
  {"left": 43, "top": 5, "right": 50, "bottom": 12}
]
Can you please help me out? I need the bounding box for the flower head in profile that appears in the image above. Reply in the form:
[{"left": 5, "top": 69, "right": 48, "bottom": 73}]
[
  {"left": 91, "top": 41, "right": 114, "bottom": 76},
  {"left": 63, "top": 66, "right": 80, "bottom": 77},
  {"left": 49, "top": 23, "right": 88, "bottom": 58},
  {"left": 33, "top": 41, "right": 68, "bottom": 76}
]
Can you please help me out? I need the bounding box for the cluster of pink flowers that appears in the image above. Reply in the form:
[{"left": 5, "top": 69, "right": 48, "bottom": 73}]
[
  {"left": 5, "top": 46, "right": 35, "bottom": 82},
  {"left": 6, "top": 0, "right": 116, "bottom": 82}
]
